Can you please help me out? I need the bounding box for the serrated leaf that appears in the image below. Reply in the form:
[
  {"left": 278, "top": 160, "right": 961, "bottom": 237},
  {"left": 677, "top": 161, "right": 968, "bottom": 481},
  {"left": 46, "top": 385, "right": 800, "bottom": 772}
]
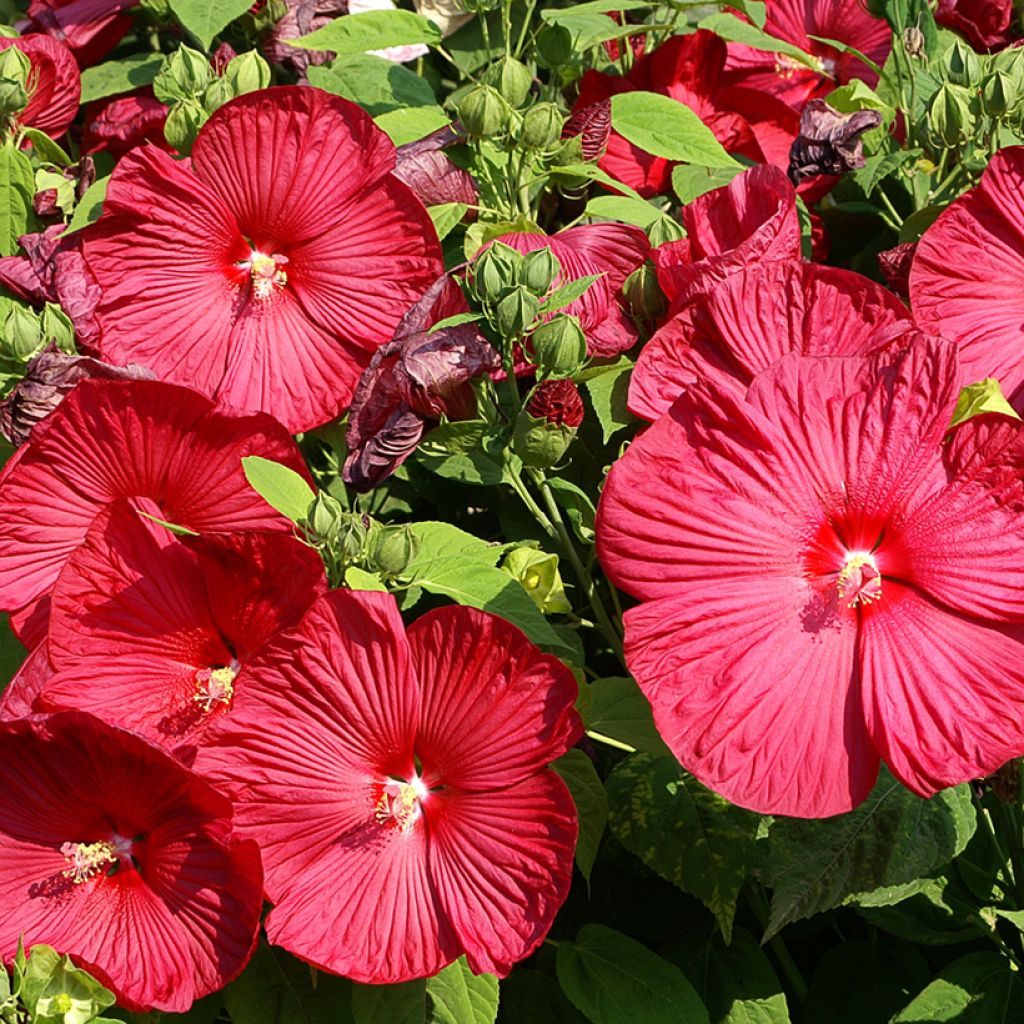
[
  {"left": 64, "top": 175, "right": 109, "bottom": 236},
  {"left": 79, "top": 53, "right": 165, "bottom": 103},
  {"left": 168, "top": 0, "right": 254, "bottom": 49},
  {"left": 584, "top": 360, "right": 633, "bottom": 442},
  {"left": 427, "top": 958, "right": 498, "bottom": 1024},
  {"left": 241, "top": 455, "right": 315, "bottom": 524},
  {"left": 892, "top": 952, "right": 1024, "bottom": 1023},
  {"left": 608, "top": 754, "right": 760, "bottom": 942},
  {"left": 307, "top": 53, "right": 436, "bottom": 115},
  {"left": 611, "top": 92, "right": 740, "bottom": 169},
  {"left": 557, "top": 926, "right": 710, "bottom": 1024},
  {"left": 0, "top": 143, "right": 37, "bottom": 257},
  {"left": 697, "top": 13, "right": 818, "bottom": 68},
  {"left": 949, "top": 378, "right": 1020, "bottom": 430},
  {"left": 292, "top": 10, "right": 441, "bottom": 53},
  {"left": 554, "top": 748, "right": 608, "bottom": 882},
  {"left": 584, "top": 677, "right": 669, "bottom": 756},
  {"left": 765, "top": 769, "right": 976, "bottom": 939}
]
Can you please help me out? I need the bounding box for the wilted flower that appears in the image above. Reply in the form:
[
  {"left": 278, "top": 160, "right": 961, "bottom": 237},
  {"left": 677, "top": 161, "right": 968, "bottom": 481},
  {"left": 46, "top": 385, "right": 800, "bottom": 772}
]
[
  {"left": 394, "top": 124, "right": 478, "bottom": 209},
  {"left": 878, "top": 241, "right": 916, "bottom": 298},
  {"left": 788, "top": 99, "right": 882, "bottom": 184},
  {"left": 527, "top": 378, "right": 584, "bottom": 427},
  {"left": 263, "top": 0, "right": 347, "bottom": 75},
  {"left": 82, "top": 91, "right": 170, "bottom": 155},
  {"left": 935, "top": 0, "right": 1016, "bottom": 52}
]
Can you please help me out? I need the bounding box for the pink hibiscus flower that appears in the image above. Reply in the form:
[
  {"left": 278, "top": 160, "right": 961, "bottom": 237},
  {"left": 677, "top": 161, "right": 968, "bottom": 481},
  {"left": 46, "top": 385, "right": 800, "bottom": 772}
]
[
  {"left": 0, "top": 378, "right": 308, "bottom": 619},
  {"left": 194, "top": 589, "right": 580, "bottom": 982},
  {"left": 35, "top": 503, "right": 326, "bottom": 757},
  {"left": 82, "top": 86, "right": 444, "bottom": 433},
  {"left": 492, "top": 224, "right": 649, "bottom": 356},
  {"left": 0, "top": 35, "right": 80, "bottom": 139},
  {"left": 722, "top": 0, "right": 892, "bottom": 112},
  {"left": 630, "top": 258, "right": 920, "bottom": 422},
  {"left": 911, "top": 146, "right": 1024, "bottom": 407},
  {"left": 0, "top": 711, "right": 263, "bottom": 1011},
  {"left": 597, "top": 338, "right": 1024, "bottom": 818}
]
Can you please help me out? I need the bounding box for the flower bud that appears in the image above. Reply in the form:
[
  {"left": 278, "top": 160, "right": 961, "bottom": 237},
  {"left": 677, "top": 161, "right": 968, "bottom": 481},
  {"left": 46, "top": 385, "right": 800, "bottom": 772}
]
[
  {"left": 153, "top": 46, "right": 211, "bottom": 104},
  {"left": 457, "top": 84, "right": 511, "bottom": 138},
  {"left": 202, "top": 76, "right": 235, "bottom": 115},
  {"left": 928, "top": 82, "right": 974, "bottom": 147},
  {"left": 622, "top": 263, "right": 667, "bottom": 326},
  {"left": 473, "top": 241, "right": 522, "bottom": 303},
  {"left": 529, "top": 314, "right": 587, "bottom": 375},
  {"left": 211, "top": 41, "right": 238, "bottom": 77},
  {"left": 520, "top": 102, "right": 563, "bottom": 150},
  {"left": 163, "top": 100, "right": 207, "bottom": 156},
  {"left": 223, "top": 51, "right": 271, "bottom": 96},
  {"left": 902, "top": 26, "right": 925, "bottom": 59},
  {"left": 943, "top": 40, "right": 981, "bottom": 89},
  {"left": 305, "top": 491, "right": 345, "bottom": 544},
  {"left": 527, "top": 378, "right": 585, "bottom": 427},
  {"left": 518, "top": 247, "right": 560, "bottom": 295},
  {"left": 983, "top": 71, "right": 1015, "bottom": 118},
  {"left": 535, "top": 23, "right": 573, "bottom": 68},
  {"left": 512, "top": 414, "right": 576, "bottom": 468},
  {"left": 495, "top": 286, "right": 540, "bottom": 338},
  {"left": 337, "top": 512, "right": 371, "bottom": 564},
  {"left": 369, "top": 524, "right": 419, "bottom": 578},
  {"left": 40, "top": 303, "right": 75, "bottom": 353},
  {"left": 501, "top": 546, "right": 572, "bottom": 614},
  {"left": 4, "top": 305, "right": 43, "bottom": 362},
  {"left": 0, "top": 46, "right": 30, "bottom": 118},
  {"left": 482, "top": 56, "right": 533, "bottom": 108}
]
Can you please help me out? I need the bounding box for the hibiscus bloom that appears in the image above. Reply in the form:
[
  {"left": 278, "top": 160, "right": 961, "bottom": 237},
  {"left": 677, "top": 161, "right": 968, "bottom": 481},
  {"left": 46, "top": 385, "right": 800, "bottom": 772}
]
[
  {"left": 597, "top": 338, "right": 1024, "bottom": 818},
  {"left": 194, "top": 590, "right": 580, "bottom": 982},
  {"left": 0, "top": 377, "right": 308, "bottom": 619},
  {"left": 491, "top": 224, "right": 649, "bottom": 356},
  {"left": 630, "top": 258, "right": 919, "bottom": 422},
  {"left": 23, "top": 0, "right": 134, "bottom": 67},
  {"left": 0, "top": 35, "right": 79, "bottom": 139},
  {"left": 82, "top": 86, "right": 444, "bottom": 433},
  {"left": 722, "top": 0, "right": 892, "bottom": 112},
  {"left": 935, "top": 0, "right": 1015, "bottom": 52},
  {"left": 573, "top": 30, "right": 799, "bottom": 197},
  {"left": 0, "top": 711, "right": 263, "bottom": 1011},
  {"left": 651, "top": 164, "right": 801, "bottom": 312},
  {"left": 911, "top": 146, "right": 1024, "bottom": 407},
  {"left": 36, "top": 503, "right": 326, "bottom": 758}
]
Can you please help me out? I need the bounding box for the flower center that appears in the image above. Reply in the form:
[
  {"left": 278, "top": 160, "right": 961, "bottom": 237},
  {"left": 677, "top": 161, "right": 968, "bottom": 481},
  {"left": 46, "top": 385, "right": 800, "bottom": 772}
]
[
  {"left": 836, "top": 551, "right": 882, "bottom": 607},
  {"left": 374, "top": 776, "right": 428, "bottom": 834},
  {"left": 238, "top": 250, "right": 288, "bottom": 300},
  {"left": 60, "top": 835, "right": 132, "bottom": 884},
  {"left": 194, "top": 660, "right": 239, "bottom": 713}
]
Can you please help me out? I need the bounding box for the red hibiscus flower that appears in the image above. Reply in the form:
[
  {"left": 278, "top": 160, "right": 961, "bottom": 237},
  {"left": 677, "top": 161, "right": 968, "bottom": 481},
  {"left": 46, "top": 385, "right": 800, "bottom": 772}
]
[
  {"left": 82, "top": 86, "right": 444, "bottom": 433},
  {"left": 0, "top": 711, "right": 263, "bottom": 1011},
  {"left": 82, "top": 91, "right": 170, "bottom": 156},
  {"left": 651, "top": 164, "right": 801, "bottom": 312},
  {"left": 194, "top": 590, "right": 580, "bottom": 982},
  {"left": 0, "top": 35, "right": 79, "bottom": 138},
  {"left": 722, "top": 0, "right": 892, "bottom": 112},
  {"left": 491, "top": 224, "right": 649, "bottom": 356},
  {"left": 911, "top": 146, "right": 1024, "bottom": 408},
  {"left": 935, "top": 0, "right": 1016, "bottom": 52},
  {"left": 573, "top": 30, "right": 800, "bottom": 197},
  {"left": 0, "top": 378, "right": 309, "bottom": 620},
  {"left": 35, "top": 503, "right": 326, "bottom": 758},
  {"left": 630, "top": 258, "right": 920, "bottom": 422},
  {"left": 24, "top": 0, "right": 134, "bottom": 67},
  {"left": 597, "top": 338, "right": 1024, "bottom": 818}
]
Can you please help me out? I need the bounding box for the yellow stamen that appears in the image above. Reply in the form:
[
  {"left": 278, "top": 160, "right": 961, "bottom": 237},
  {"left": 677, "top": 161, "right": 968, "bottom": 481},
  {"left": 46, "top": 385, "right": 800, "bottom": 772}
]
[
  {"left": 60, "top": 841, "right": 116, "bottom": 884},
  {"left": 248, "top": 252, "right": 288, "bottom": 299},
  {"left": 374, "top": 779, "right": 426, "bottom": 833},
  {"left": 837, "top": 552, "right": 882, "bottom": 607},
  {"left": 194, "top": 663, "right": 238, "bottom": 713}
]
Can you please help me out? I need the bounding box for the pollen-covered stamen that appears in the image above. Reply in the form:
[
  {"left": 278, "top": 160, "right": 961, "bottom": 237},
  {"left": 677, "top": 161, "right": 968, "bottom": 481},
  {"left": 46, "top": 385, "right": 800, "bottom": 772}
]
[
  {"left": 194, "top": 659, "right": 239, "bottom": 713},
  {"left": 237, "top": 251, "right": 288, "bottom": 300},
  {"left": 374, "top": 777, "right": 428, "bottom": 833},
  {"left": 60, "top": 838, "right": 129, "bottom": 884},
  {"left": 837, "top": 551, "right": 882, "bottom": 607}
]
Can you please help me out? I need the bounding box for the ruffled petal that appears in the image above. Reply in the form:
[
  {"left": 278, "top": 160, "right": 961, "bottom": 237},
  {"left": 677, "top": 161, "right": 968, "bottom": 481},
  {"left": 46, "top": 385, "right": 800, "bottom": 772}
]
[{"left": 1, "top": 36, "right": 80, "bottom": 138}]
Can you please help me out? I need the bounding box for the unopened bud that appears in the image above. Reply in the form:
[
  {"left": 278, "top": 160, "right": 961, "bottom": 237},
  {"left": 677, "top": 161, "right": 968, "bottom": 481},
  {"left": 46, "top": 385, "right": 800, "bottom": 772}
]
[
  {"left": 163, "top": 100, "right": 207, "bottom": 155},
  {"left": 928, "top": 83, "right": 974, "bottom": 147},
  {"left": 202, "top": 76, "right": 235, "bottom": 115},
  {"left": 983, "top": 71, "right": 1015, "bottom": 118},
  {"left": 40, "top": 304, "right": 75, "bottom": 353},
  {"left": 519, "top": 247, "right": 560, "bottom": 295},
  {"left": 370, "top": 524, "right": 419, "bottom": 578},
  {"left": 512, "top": 413, "right": 576, "bottom": 468},
  {"left": 337, "top": 512, "right": 371, "bottom": 564},
  {"left": 458, "top": 85, "right": 511, "bottom": 138},
  {"left": 520, "top": 102, "right": 563, "bottom": 151},
  {"left": 535, "top": 23, "right": 573, "bottom": 68},
  {"left": 943, "top": 40, "right": 981, "bottom": 89},
  {"left": 305, "top": 491, "right": 345, "bottom": 544},
  {"left": 623, "top": 263, "right": 667, "bottom": 326},
  {"left": 223, "top": 51, "right": 271, "bottom": 95},
  {"left": 473, "top": 241, "right": 522, "bottom": 303},
  {"left": 529, "top": 314, "right": 587, "bottom": 375},
  {"left": 0, "top": 45, "right": 30, "bottom": 118},
  {"left": 153, "top": 45, "right": 211, "bottom": 103},
  {"left": 4, "top": 305, "right": 43, "bottom": 362},
  {"left": 495, "top": 286, "right": 540, "bottom": 338},
  {"left": 483, "top": 56, "right": 533, "bottom": 108}
]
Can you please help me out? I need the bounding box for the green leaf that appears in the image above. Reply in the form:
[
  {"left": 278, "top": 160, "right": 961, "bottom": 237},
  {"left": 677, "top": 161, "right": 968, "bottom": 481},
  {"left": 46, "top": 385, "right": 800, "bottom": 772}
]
[
  {"left": 675, "top": 928, "right": 790, "bottom": 1024},
  {"left": 499, "top": 971, "right": 587, "bottom": 1024},
  {"left": 554, "top": 748, "right": 608, "bottom": 882},
  {"left": 547, "top": 163, "right": 646, "bottom": 204},
  {"left": 607, "top": 753, "right": 760, "bottom": 942},
  {"left": 241, "top": 455, "right": 315, "bottom": 524},
  {"left": 21, "top": 129, "right": 71, "bottom": 166},
  {"left": 765, "top": 769, "right": 977, "bottom": 939},
  {"left": 546, "top": 478, "right": 595, "bottom": 545},
  {"left": 611, "top": 92, "right": 740, "bottom": 169},
  {"left": 417, "top": 448, "right": 505, "bottom": 486},
  {"left": 136, "top": 510, "right": 199, "bottom": 537},
  {"left": 892, "top": 952, "right": 1024, "bottom": 1023},
  {"left": 584, "top": 361, "right": 633, "bottom": 443},
  {"left": 430, "top": 312, "right": 484, "bottom": 333},
  {"left": 307, "top": 54, "right": 436, "bottom": 115},
  {"left": 292, "top": 10, "right": 441, "bottom": 53},
  {"left": 857, "top": 873, "right": 984, "bottom": 946},
  {"left": 168, "top": 0, "right": 254, "bottom": 49},
  {"left": 584, "top": 677, "right": 669, "bottom": 756},
  {"left": 949, "top": 379, "right": 1020, "bottom": 430},
  {"left": 0, "top": 142, "right": 37, "bottom": 257},
  {"left": 697, "top": 13, "right": 819, "bottom": 68},
  {"left": 540, "top": 0, "right": 650, "bottom": 20},
  {"left": 427, "top": 958, "right": 499, "bottom": 1024},
  {"left": 224, "top": 944, "right": 354, "bottom": 1024},
  {"left": 64, "top": 176, "right": 109, "bottom": 236},
  {"left": 344, "top": 566, "right": 388, "bottom": 592},
  {"left": 374, "top": 106, "right": 451, "bottom": 146},
  {"left": 428, "top": 203, "right": 468, "bottom": 242},
  {"left": 584, "top": 195, "right": 662, "bottom": 229},
  {"left": 79, "top": 54, "right": 165, "bottom": 103},
  {"left": 0, "top": 615, "right": 26, "bottom": 689},
  {"left": 539, "top": 274, "right": 602, "bottom": 314},
  {"left": 556, "top": 925, "right": 710, "bottom": 1024},
  {"left": 352, "top": 980, "right": 425, "bottom": 1024},
  {"left": 671, "top": 163, "right": 744, "bottom": 206},
  {"left": 729, "top": 0, "right": 767, "bottom": 29},
  {"left": 19, "top": 946, "right": 116, "bottom": 1024}
]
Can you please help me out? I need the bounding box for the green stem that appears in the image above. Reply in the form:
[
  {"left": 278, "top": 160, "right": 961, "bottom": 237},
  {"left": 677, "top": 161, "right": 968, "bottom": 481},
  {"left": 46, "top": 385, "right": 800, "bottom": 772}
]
[
  {"left": 587, "top": 729, "right": 636, "bottom": 753},
  {"left": 745, "top": 883, "right": 808, "bottom": 1003},
  {"left": 875, "top": 187, "right": 904, "bottom": 230}
]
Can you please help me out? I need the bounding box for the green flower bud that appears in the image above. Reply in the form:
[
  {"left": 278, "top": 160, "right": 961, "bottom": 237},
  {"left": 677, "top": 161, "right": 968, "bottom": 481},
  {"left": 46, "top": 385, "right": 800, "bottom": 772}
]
[
  {"left": 4, "top": 305, "right": 43, "bottom": 362},
  {"left": 518, "top": 247, "right": 560, "bottom": 295},
  {"left": 153, "top": 46, "right": 211, "bottom": 104},
  {"left": 0, "top": 46, "right": 30, "bottom": 118},
  {"left": 928, "top": 82, "right": 974, "bottom": 147},
  {"left": 519, "top": 102, "right": 563, "bottom": 151},
  {"left": 943, "top": 40, "right": 982, "bottom": 89},
  {"left": 201, "top": 76, "right": 235, "bottom": 115},
  {"left": 369, "top": 524, "right": 419, "bottom": 578},
  {"left": 529, "top": 314, "right": 587, "bottom": 375},
  {"left": 457, "top": 84, "right": 511, "bottom": 139},
  {"left": 305, "top": 491, "right": 345, "bottom": 544},
  {"left": 224, "top": 51, "right": 271, "bottom": 96},
  {"left": 622, "top": 263, "right": 667, "bottom": 327},
  {"left": 337, "top": 512, "right": 371, "bottom": 564},
  {"left": 472, "top": 241, "right": 522, "bottom": 303},
  {"left": 495, "top": 286, "right": 540, "bottom": 338},
  {"left": 501, "top": 546, "right": 572, "bottom": 614},
  {"left": 41, "top": 303, "right": 75, "bottom": 353},
  {"left": 482, "top": 56, "right": 533, "bottom": 108},
  {"left": 535, "top": 23, "right": 573, "bottom": 69},
  {"left": 512, "top": 412, "right": 575, "bottom": 468},
  {"left": 982, "top": 71, "right": 1015, "bottom": 118},
  {"left": 163, "top": 100, "right": 207, "bottom": 155},
  {"left": 647, "top": 216, "right": 687, "bottom": 248}
]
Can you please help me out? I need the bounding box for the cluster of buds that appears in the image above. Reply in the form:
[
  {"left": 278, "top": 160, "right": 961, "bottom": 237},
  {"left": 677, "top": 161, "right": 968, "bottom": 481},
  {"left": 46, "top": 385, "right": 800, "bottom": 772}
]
[
  {"left": 0, "top": 301, "right": 74, "bottom": 381},
  {"left": 152, "top": 45, "right": 271, "bottom": 154}
]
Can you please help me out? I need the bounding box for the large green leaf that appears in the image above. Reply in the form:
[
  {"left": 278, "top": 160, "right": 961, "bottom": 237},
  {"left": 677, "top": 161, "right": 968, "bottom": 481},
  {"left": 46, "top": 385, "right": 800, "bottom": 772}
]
[
  {"left": 168, "top": 0, "right": 254, "bottom": 49},
  {"left": 64, "top": 175, "right": 109, "bottom": 236},
  {"left": 308, "top": 54, "right": 436, "bottom": 116},
  {"left": 583, "top": 676, "right": 669, "bottom": 756},
  {"left": 697, "top": 13, "right": 818, "bottom": 68},
  {"left": 292, "top": 10, "right": 441, "bottom": 53},
  {"left": 892, "top": 953, "right": 1024, "bottom": 1023},
  {"left": 607, "top": 754, "right": 760, "bottom": 942},
  {"left": 765, "top": 769, "right": 976, "bottom": 938},
  {"left": 352, "top": 959, "right": 498, "bottom": 1024},
  {"left": 584, "top": 361, "right": 633, "bottom": 443},
  {"left": 79, "top": 54, "right": 165, "bottom": 103},
  {"left": 540, "top": 0, "right": 650, "bottom": 20},
  {"left": 0, "top": 142, "right": 37, "bottom": 257},
  {"left": 556, "top": 925, "right": 709, "bottom": 1024},
  {"left": 610, "top": 92, "right": 740, "bottom": 169},
  {"left": 554, "top": 749, "right": 608, "bottom": 882},
  {"left": 241, "top": 455, "right": 315, "bottom": 524},
  {"left": 857, "top": 873, "right": 985, "bottom": 946}
]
